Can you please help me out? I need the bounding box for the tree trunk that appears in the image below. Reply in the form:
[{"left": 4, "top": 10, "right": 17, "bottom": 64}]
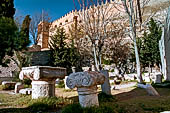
[
  {"left": 134, "top": 39, "right": 143, "bottom": 83},
  {"left": 93, "top": 44, "right": 99, "bottom": 71}
]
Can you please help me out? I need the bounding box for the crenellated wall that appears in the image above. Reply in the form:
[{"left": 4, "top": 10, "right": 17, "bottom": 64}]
[{"left": 37, "top": 0, "right": 170, "bottom": 51}]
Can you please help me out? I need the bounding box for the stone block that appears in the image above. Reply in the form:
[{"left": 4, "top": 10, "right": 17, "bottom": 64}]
[
  {"left": 14, "top": 82, "right": 24, "bottom": 93},
  {"left": 19, "top": 88, "right": 32, "bottom": 95}
]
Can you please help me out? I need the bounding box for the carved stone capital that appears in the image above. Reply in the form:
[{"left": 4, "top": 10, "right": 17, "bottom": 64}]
[
  {"left": 19, "top": 66, "right": 67, "bottom": 81},
  {"left": 66, "top": 71, "right": 105, "bottom": 89}
]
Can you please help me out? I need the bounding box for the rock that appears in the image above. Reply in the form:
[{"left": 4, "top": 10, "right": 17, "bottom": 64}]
[
  {"left": 138, "top": 84, "right": 159, "bottom": 96},
  {"left": 19, "top": 88, "right": 32, "bottom": 95},
  {"left": 14, "top": 82, "right": 24, "bottom": 93},
  {"left": 154, "top": 73, "right": 162, "bottom": 83},
  {"left": 66, "top": 71, "right": 105, "bottom": 107}
]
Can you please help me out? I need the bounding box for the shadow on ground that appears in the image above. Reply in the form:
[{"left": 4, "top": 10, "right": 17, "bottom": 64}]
[{"left": 0, "top": 87, "right": 170, "bottom": 113}]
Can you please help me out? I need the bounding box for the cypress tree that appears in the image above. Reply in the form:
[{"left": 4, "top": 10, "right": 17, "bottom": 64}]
[{"left": 19, "top": 15, "right": 31, "bottom": 50}]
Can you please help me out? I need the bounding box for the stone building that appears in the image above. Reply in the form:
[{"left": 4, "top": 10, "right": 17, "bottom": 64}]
[{"left": 36, "top": 0, "right": 170, "bottom": 51}]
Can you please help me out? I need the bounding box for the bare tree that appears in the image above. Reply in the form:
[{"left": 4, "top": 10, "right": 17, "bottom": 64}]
[
  {"left": 30, "top": 11, "right": 51, "bottom": 45},
  {"left": 74, "top": 0, "right": 121, "bottom": 71},
  {"left": 103, "top": 21, "right": 130, "bottom": 72}
]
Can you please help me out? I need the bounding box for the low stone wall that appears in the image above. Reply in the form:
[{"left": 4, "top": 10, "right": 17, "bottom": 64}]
[{"left": 0, "top": 77, "right": 14, "bottom": 84}]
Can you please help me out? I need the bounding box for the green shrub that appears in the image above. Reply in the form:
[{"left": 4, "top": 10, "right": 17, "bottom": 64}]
[
  {"left": 2, "top": 85, "right": 15, "bottom": 90},
  {"left": 23, "top": 78, "right": 31, "bottom": 85}
]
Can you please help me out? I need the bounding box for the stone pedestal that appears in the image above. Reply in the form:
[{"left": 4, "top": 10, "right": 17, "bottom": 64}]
[
  {"left": 66, "top": 71, "right": 105, "bottom": 107},
  {"left": 32, "top": 80, "right": 55, "bottom": 99},
  {"left": 19, "top": 66, "right": 66, "bottom": 99},
  {"left": 100, "top": 70, "right": 111, "bottom": 95},
  {"left": 78, "top": 86, "right": 99, "bottom": 107}
]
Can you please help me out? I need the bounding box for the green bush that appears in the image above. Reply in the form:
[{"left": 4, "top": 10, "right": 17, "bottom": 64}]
[
  {"left": 2, "top": 85, "right": 15, "bottom": 90},
  {"left": 103, "top": 59, "right": 113, "bottom": 65},
  {"left": 23, "top": 78, "right": 32, "bottom": 85}
]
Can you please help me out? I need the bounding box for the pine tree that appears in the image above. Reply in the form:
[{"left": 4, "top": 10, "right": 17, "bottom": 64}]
[
  {"left": 49, "top": 27, "right": 80, "bottom": 74},
  {"left": 142, "top": 18, "right": 162, "bottom": 69},
  {"left": 133, "top": 18, "right": 162, "bottom": 71}
]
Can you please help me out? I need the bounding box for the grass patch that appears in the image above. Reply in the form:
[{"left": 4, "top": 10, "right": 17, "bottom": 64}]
[
  {"left": 28, "top": 97, "right": 72, "bottom": 112},
  {"left": 62, "top": 103, "right": 126, "bottom": 113},
  {"left": 98, "top": 92, "right": 117, "bottom": 102}
]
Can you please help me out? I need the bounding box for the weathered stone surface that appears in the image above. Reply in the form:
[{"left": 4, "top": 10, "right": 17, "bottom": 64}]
[
  {"left": 14, "top": 82, "right": 24, "bottom": 93},
  {"left": 100, "top": 70, "right": 111, "bottom": 95},
  {"left": 66, "top": 71, "right": 105, "bottom": 89},
  {"left": 154, "top": 73, "right": 162, "bottom": 83},
  {"left": 138, "top": 84, "right": 159, "bottom": 96},
  {"left": 19, "top": 66, "right": 66, "bottom": 99},
  {"left": 66, "top": 71, "right": 105, "bottom": 107},
  {"left": 159, "top": 6, "right": 170, "bottom": 81},
  {"left": 64, "top": 76, "right": 69, "bottom": 90},
  {"left": 32, "top": 80, "right": 55, "bottom": 99},
  {"left": 19, "top": 88, "right": 32, "bottom": 95},
  {"left": 19, "top": 66, "right": 67, "bottom": 81}
]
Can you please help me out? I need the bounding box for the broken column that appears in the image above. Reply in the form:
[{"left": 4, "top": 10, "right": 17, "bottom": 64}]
[
  {"left": 100, "top": 70, "right": 111, "bottom": 95},
  {"left": 19, "top": 66, "right": 66, "bottom": 99},
  {"left": 66, "top": 71, "right": 105, "bottom": 107}
]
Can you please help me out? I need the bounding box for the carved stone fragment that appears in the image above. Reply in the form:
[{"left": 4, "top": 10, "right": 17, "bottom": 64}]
[{"left": 66, "top": 71, "right": 105, "bottom": 107}]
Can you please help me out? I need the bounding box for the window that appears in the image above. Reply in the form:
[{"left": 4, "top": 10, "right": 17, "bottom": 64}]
[{"left": 65, "top": 20, "right": 68, "bottom": 23}]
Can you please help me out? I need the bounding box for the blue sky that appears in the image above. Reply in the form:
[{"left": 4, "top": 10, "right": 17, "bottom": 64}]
[{"left": 14, "top": 0, "right": 76, "bottom": 21}]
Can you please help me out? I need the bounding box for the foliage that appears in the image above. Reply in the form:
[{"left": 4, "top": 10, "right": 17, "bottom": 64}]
[
  {"left": 0, "top": 2, "right": 31, "bottom": 66},
  {"left": 0, "top": 17, "right": 18, "bottom": 65},
  {"left": 131, "top": 18, "right": 162, "bottom": 69},
  {"left": 0, "top": 0, "right": 15, "bottom": 18},
  {"left": 49, "top": 26, "right": 80, "bottom": 74},
  {"left": 19, "top": 15, "right": 31, "bottom": 49},
  {"left": 74, "top": 0, "right": 121, "bottom": 71},
  {"left": 2, "top": 85, "right": 15, "bottom": 90}
]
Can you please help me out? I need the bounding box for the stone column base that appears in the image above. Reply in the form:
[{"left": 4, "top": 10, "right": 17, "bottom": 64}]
[
  {"left": 32, "top": 80, "right": 55, "bottom": 99},
  {"left": 78, "top": 86, "right": 99, "bottom": 107}
]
